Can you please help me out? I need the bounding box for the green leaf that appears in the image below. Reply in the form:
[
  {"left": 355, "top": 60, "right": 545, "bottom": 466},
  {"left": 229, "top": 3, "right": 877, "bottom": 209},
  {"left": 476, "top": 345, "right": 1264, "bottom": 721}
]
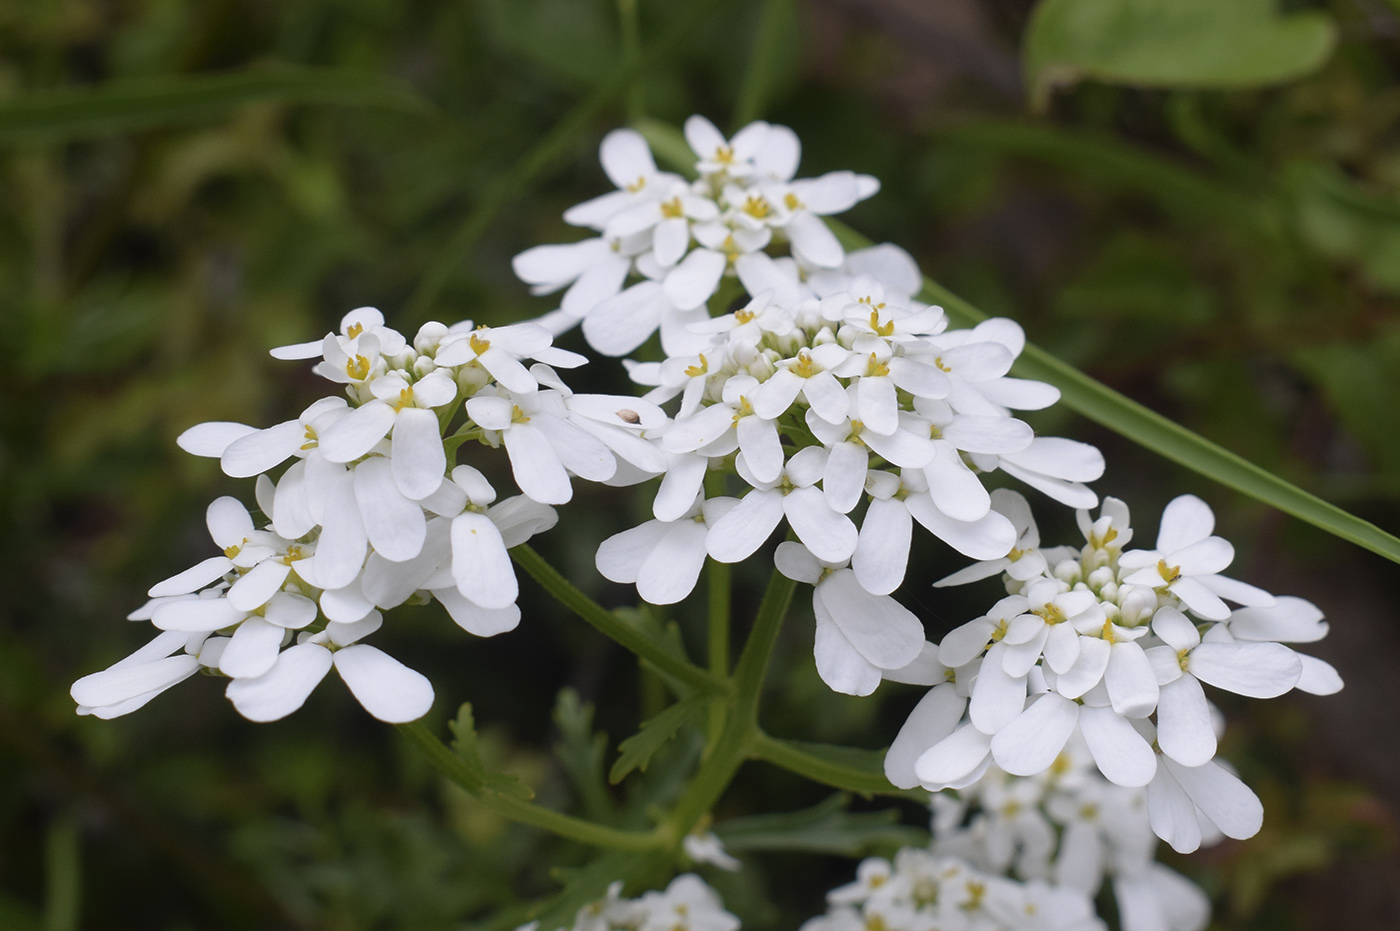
[
  {"left": 1025, "top": 0, "right": 1337, "bottom": 110},
  {"left": 552, "top": 689, "right": 617, "bottom": 823},
  {"left": 608, "top": 694, "right": 708, "bottom": 785},
  {"left": 448, "top": 704, "right": 535, "bottom": 801},
  {"left": 714, "top": 794, "right": 928, "bottom": 856},
  {"left": 0, "top": 66, "right": 430, "bottom": 144}
]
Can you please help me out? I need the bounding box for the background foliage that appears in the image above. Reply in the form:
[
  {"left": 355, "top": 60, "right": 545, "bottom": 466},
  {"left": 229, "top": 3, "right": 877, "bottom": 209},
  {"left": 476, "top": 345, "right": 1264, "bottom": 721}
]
[{"left": 1, "top": 0, "right": 1397, "bottom": 928}]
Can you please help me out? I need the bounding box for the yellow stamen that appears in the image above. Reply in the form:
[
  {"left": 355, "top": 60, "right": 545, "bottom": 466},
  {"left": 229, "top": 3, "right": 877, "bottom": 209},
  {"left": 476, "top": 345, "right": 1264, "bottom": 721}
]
[
  {"left": 735, "top": 307, "right": 755, "bottom": 324},
  {"left": 865, "top": 352, "right": 890, "bottom": 378},
  {"left": 1157, "top": 559, "right": 1181, "bottom": 583},
  {"left": 933, "top": 356, "right": 951, "bottom": 373},
  {"left": 626, "top": 175, "right": 647, "bottom": 193},
  {"left": 469, "top": 332, "right": 491, "bottom": 356},
  {"left": 784, "top": 191, "right": 802, "bottom": 211},
  {"left": 714, "top": 144, "right": 735, "bottom": 164},
  {"left": 511, "top": 405, "right": 531, "bottom": 424},
  {"left": 346, "top": 322, "right": 364, "bottom": 339},
  {"left": 684, "top": 354, "right": 709, "bottom": 377},
  {"left": 868, "top": 309, "right": 895, "bottom": 337},
  {"left": 346, "top": 354, "right": 371, "bottom": 380},
  {"left": 1035, "top": 602, "right": 1067, "bottom": 624},
  {"left": 395, "top": 386, "right": 415, "bottom": 412},
  {"left": 742, "top": 194, "right": 771, "bottom": 219},
  {"left": 300, "top": 425, "right": 318, "bottom": 451},
  {"left": 660, "top": 197, "right": 685, "bottom": 219},
  {"left": 794, "top": 350, "right": 815, "bottom": 378}
]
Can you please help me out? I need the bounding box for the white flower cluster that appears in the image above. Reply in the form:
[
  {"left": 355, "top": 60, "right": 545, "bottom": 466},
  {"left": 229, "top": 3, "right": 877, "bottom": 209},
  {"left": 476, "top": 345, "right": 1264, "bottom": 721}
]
[
  {"left": 514, "top": 115, "right": 880, "bottom": 358},
  {"left": 930, "top": 746, "right": 1210, "bottom": 931},
  {"left": 885, "top": 491, "right": 1342, "bottom": 853},
  {"left": 528, "top": 874, "right": 739, "bottom": 931},
  {"left": 72, "top": 308, "right": 659, "bottom": 722},
  {"left": 801, "top": 847, "right": 1104, "bottom": 931}
]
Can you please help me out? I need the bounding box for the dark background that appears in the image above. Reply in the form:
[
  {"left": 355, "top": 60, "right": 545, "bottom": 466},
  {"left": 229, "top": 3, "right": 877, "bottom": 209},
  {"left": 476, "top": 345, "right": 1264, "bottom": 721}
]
[{"left": 1, "top": 0, "right": 1397, "bottom": 928}]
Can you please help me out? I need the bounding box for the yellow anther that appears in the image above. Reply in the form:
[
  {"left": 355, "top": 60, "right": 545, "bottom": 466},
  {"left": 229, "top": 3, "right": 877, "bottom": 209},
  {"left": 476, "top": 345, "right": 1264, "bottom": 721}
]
[
  {"left": 346, "top": 354, "right": 371, "bottom": 380},
  {"left": 869, "top": 875, "right": 886, "bottom": 889},
  {"left": 346, "top": 322, "right": 364, "bottom": 339},
  {"left": 963, "top": 881, "right": 986, "bottom": 910},
  {"left": 1050, "top": 752, "right": 1071, "bottom": 775},
  {"left": 784, "top": 191, "right": 803, "bottom": 211},
  {"left": 714, "top": 144, "right": 735, "bottom": 164},
  {"left": 929, "top": 423, "right": 943, "bottom": 440},
  {"left": 868, "top": 309, "right": 895, "bottom": 337},
  {"left": 283, "top": 545, "right": 307, "bottom": 564},
  {"left": 848, "top": 419, "right": 867, "bottom": 446},
  {"left": 864, "top": 916, "right": 886, "bottom": 931},
  {"left": 1103, "top": 527, "right": 1118, "bottom": 545},
  {"left": 1157, "top": 559, "right": 1181, "bottom": 583},
  {"left": 1080, "top": 803, "right": 1098, "bottom": 820},
  {"left": 794, "top": 350, "right": 815, "bottom": 378},
  {"left": 720, "top": 233, "right": 740, "bottom": 262},
  {"left": 943, "top": 667, "right": 957, "bottom": 683},
  {"left": 1003, "top": 801, "right": 1021, "bottom": 817},
  {"left": 223, "top": 544, "right": 241, "bottom": 560},
  {"left": 1035, "top": 602, "right": 1067, "bottom": 624},
  {"left": 511, "top": 405, "right": 531, "bottom": 424},
  {"left": 660, "top": 196, "right": 685, "bottom": 219},
  {"left": 1101, "top": 619, "right": 1117, "bottom": 643},
  {"left": 626, "top": 175, "right": 647, "bottom": 193},
  {"left": 990, "top": 618, "right": 1008, "bottom": 642},
  {"left": 469, "top": 332, "right": 491, "bottom": 356},
  {"left": 684, "top": 354, "right": 709, "bottom": 377},
  {"left": 1177, "top": 648, "right": 1191, "bottom": 672},
  {"left": 934, "top": 356, "right": 951, "bottom": 373},
  {"left": 731, "top": 396, "right": 754, "bottom": 425},
  {"left": 735, "top": 307, "right": 756, "bottom": 324},
  {"left": 742, "top": 195, "right": 772, "bottom": 219},
  {"left": 865, "top": 352, "right": 890, "bottom": 378},
  {"left": 395, "top": 386, "right": 415, "bottom": 412},
  {"left": 300, "top": 425, "right": 318, "bottom": 451},
  {"left": 857, "top": 295, "right": 886, "bottom": 311},
  {"left": 675, "top": 904, "right": 689, "bottom": 917}
]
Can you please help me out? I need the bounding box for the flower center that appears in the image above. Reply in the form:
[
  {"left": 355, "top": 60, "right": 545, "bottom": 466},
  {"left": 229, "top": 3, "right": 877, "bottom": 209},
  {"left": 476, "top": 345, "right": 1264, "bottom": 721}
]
[
  {"left": 660, "top": 196, "right": 685, "bottom": 219},
  {"left": 469, "top": 332, "right": 491, "bottom": 356},
  {"left": 346, "top": 322, "right": 364, "bottom": 339},
  {"left": 684, "top": 354, "right": 709, "bottom": 377},
  {"left": 1157, "top": 559, "right": 1182, "bottom": 583},
  {"left": 742, "top": 195, "right": 771, "bottom": 218},
  {"left": 346, "top": 354, "right": 371, "bottom": 381},
  {"left": 864, "top": 352, "right": 890, "bottom": 378}
]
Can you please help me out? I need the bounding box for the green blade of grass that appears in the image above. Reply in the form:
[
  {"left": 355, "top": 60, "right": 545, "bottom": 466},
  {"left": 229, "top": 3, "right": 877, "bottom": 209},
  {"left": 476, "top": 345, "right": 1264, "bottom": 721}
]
[{"left": 0, "top": 66, "right": 431, "bottom": 144}]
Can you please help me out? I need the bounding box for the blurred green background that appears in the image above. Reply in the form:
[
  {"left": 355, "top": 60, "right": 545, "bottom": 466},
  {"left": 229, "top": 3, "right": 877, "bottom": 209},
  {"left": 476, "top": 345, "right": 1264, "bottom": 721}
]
[{"left": 1, "top": 0, "right": 1398, "bottom": 928}]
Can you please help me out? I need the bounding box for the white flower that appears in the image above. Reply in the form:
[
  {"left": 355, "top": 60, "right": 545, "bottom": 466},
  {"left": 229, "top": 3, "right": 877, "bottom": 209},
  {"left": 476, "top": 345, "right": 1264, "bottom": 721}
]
[
  {"left": 597, "top": 495, "right": 739, "bottom": 605},
  {"left": 636, "top": 874, "right": 740, "bottom": 931},
  {"left": 774, "top": 541, "right": 925, "bottom": 696},
  {"left": 71, "top": 629, "right": 203, "bottom": 718},
  {"left": 705, "top": 447, "right": 857, "bottom": 565},
  {"left": 682, "top": 832, "right": 741, "bottom": 872}
]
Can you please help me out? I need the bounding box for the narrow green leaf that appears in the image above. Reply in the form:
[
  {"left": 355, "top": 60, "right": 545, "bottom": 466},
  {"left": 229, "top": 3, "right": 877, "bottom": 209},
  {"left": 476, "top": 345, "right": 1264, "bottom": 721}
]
[
  {"left": 714, "top": 794, "right": 928, "bottom": 855},
  {"left": 448, "top": 703, "right": 535, "bottom": 801},
  {"left": 1025, "top": 0, "right": 1337, "bottom": 111},
  {"left": 749, "top": 733, "right": 918, "bottom": 799},
  {"left": 552, "top": 689, "right": 617, "bottom": 823},
  {"left": 609, "top": 694, "right": 708, "bottom": 784},
  {"left": 0, "top": 66, "right": 430, "bottom": 144},
  {"left": 733, "top": 0, "right": 797, "bottom": 126}
]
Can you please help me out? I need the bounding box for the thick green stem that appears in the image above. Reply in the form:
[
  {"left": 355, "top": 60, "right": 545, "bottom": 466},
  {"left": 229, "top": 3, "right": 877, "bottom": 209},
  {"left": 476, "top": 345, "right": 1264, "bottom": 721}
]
[
  {"left": 511, "top": 544, "right": 725, "bottom": 695},
  {"left": 667, "top": 569, "right": 795, "bottom": 833},
  {"left": 399, "top": 720, "right": 664, "bottom": 851}
]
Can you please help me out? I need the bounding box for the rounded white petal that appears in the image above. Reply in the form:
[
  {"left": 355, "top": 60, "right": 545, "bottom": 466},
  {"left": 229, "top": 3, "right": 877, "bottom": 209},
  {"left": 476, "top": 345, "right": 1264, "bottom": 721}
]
[
  {"left": 151, "top": 597, "right": 245, "bottom": 632},
  {"left": 582, "top": 281, "right": 666, "bottom": 356},
  {"left": 218, "top": 616, "right": 285, "bottom": 679},
  {"left": 206, "top": 496, "right": 254, "bottom": 549},
  {"left": 990, "top": 693, "right": 1079, "bottom": 776},
  {"left": 1157, "top": 495, "right": 1215, "bottom": 553},
  {"left": 451, "top": 511, "right": 518, "bottom": 610},
  {"left": 1105, "top": 641, "right": 1159, "bottom": 717},
  {"left": 148, "top": 556, "right": 233, "bottom": 598},
  {"left": 914, "top": 723, "right": 992, "bottom": 788},
  {"left": 1155, "top": 675, "right": 1216, "bottom": 767},
  {"left": 1163, "top": 756, "right": 1264, "bottom": 841},
  {"left": 317, "top": 401, "right": 397, "bottom": 464},
  {"left": 390, "top": 407, "right": 448, "bottom": 501},
  {"left": 663, "top": 248, "right": 726, "bottom": 310},
  {"left": 885, "top": 683, "right": 966, "bottom": 789},
  {"left": 333, "top": 645, "right": 434, "bottom": 723},
  {"left": 968, "top": 642, "right": 1027, "bottom": 734},
  {"left": 852, "top": 498, "right": 912, "bottom": 596},
  {"left": 177, "top": 421, "right": 256, "bottom": 458},
  {"left": 818, "top": 570, "right": 924, "bottom": 670},
  {"left": 71, "top": 654, "right": 199, "bottom": 708},
  {"left": 503, "top": 423, "right": 573, "bottom": 505},
  {"left": 226, "top": 643, "right": 333, "bottom": 722},
  {"left": 226, "top": 559, "right": 292, "bottom": 612},
  {"left": 1147, "top": 764, "right": 1204, "bottom": 853},
  {"left": 353, "top": 456, "right": 427, "bottom": 563},
  {"left": 813, "top": 601, "right": 882, "bottom": 697},
  {"left": 1188, "top": 641, "right": 1301, "bottom": 698},
  {"left": 635, "top": 519, "right": 710, "bottom": 605},
  {"left": 1079, "top": 704, "right": 1157, "bottom": 787},
  {"left": 785, "top": 487, "right": 858, "bottom": 564},
  {"left": 221, "top": 420, "right": 304, "bottom": 478},
  {"left": 706, "top": 489, "right": 784, "bottom": 563},
  {"left": 434, "top": 587, "right": 521, "bottom": 637}
]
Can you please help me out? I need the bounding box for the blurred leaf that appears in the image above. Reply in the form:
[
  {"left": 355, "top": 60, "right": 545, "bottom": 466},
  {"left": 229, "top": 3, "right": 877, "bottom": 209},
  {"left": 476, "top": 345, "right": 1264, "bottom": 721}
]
[
  {"left": 0, "top": 894, "right": 40, "bottom": 931},
  {"left": 0, "top": 66, "right": 431, "bottom": 144},
  {"left": 1292, "top": 326, "right": 1400, "bottom": 476},
  {"left": 1290, "top": 162, "right": 1400, "bottom": 294},
  {"left": 1025, "top": 0, "right": 1337, "bottom": 110},
  {"left": 448, "top": 703, "right": 534, "bottom": 801},
  {"left": 1056, "top": 234, "right": 1215, "bottom": 325},
  {"left": 715, "top": 794, "right": 927, "bottom": 856},
  {"left": 608, "top": 694, "right": 706, "bottom": 785},
  {"left": 476, "top": 0, "right": 619, "bottom": 88},
  {"left": 552, "top": 689, "right": 616, "bottom": 823}
]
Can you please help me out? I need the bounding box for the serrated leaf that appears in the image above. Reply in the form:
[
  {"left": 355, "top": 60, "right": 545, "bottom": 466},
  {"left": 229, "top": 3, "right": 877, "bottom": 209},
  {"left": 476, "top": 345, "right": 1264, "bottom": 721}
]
[
  {"left": 608, "top": 694, "right": 708, "bottom": 785},
  {"left": 448, "top": 703, "right": 535, "bottom": 801},
  {"left": 0, "top": 66, "right": 430, "bottom": 144},
  {"left": 1025, "top": 0, "right": 1336, "bottom": 110},
  {"left": 552, "top": 689, "right": 616, "bottom": 822},
  {"left": 715, "top": 794, "right": 928, "bottom": 856}
]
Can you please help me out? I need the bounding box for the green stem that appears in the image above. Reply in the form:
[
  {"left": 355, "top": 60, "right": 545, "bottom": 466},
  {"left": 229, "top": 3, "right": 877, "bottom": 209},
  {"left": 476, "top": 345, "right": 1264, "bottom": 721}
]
[
  {"left": 667, "top": 568, "right": 795, "bottom": 833},
  {"left": 733, "top": 0, "right": 795, "bottom": 126},
  {"left": 399, "top": 720, "right": 664, "bottom": 851},
  {"left": 510, "top": 544, "right": 726, "bottom": 695},
  {"left": 747, "top": 731, "right": 922, "bottom": 799},
  {"left": 704, "top": 475, "right": 732, "bottom": 748}
]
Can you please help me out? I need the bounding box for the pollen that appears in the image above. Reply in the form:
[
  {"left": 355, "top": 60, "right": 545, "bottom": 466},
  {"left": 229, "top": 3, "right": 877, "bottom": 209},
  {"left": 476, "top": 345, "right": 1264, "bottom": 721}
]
[
  {"left": 300, "top": 425, "right": 318, "bottom": 451},
  {"left": 1157, "top": 559, "right": 1182, "bottom": 583},
  {"left": 731, "top": 396, "right": 754, "bottom": 424},
  {"left": 865, "top": 352, "right": 890, "bottom": 378},
  {"left": 868, "top": 309, "right": 895, "bottom": 337},
  {"left": 684, "top": 354, "right": 709, "bottom": 377},
  {"left": 784, "top": 191, "right": 802, "bottom": 211},
  {"left": 346, "top": 322, "right": 364, "bottom": 339},
  {"left": 469, "top": 332, "right": 491, "bottom": 356},
  {"left": 625, "top": 175, "right": 647, "bottom": 193},
  {"left": 223, "top": 544, "right": 241, "bottom": 560},
  {"left": 283, "top": 545, "right": 307, "bottom": 564},
  {"left": 1035, "top": 602, "right": 1067, "bottom": 624},
  {"left": 511, "top": 405, "right": 531, "bottom": 424},
  {"left": 735, "top": 307, "right": 756, "bottom": 324},
  {"left": 794, "top": 350, "right": 815, "bottom": 378},
  {"left": 346, "top": 354, "right": 371, "bottom": 380},
  {"left": 933, "top": 356, "right": 951, "bottom": 373},
  {"left": 742, "top": 194, "right": 772, "bottom": 219},
  {"left": 660, "top": 196, "right": 685, "bottom": 219},
  {"left": 714, "top": 144, "right": 735, "bottom": 164}
]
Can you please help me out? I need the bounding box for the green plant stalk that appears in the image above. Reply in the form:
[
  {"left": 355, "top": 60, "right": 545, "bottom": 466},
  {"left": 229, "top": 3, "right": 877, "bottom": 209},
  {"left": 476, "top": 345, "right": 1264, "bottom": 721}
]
[
  {"left": 399, "top": 720, "right": 664, "bottom": 851},
  {"left": 618, "top": 0, "right": 644, "bottom": 122},
  {"left": 511, "top": 544, "right": 726, "bottom": 695},
  {"left": 667, "top": 569, "right": 796, "bottom": 834},
  {"left": 747, "top": 731, "right": 925, "bottom": 799},
  {"left": 703, "top": 473, "right": 732, "bottom": 748}
]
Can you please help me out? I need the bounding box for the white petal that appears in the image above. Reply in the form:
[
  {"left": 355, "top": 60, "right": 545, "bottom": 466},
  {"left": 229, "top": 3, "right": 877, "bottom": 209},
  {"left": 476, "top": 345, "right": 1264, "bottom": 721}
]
[
  {"left": 272, "top": 460, "right": 316, "bottom": 540},
  {"left": 818, "top": 570, "right": 924, "bottom": 670},
  {"left": 226, "top": 559, "right": 291, "bottom": 612},
  {"left": 968, "top": 642, "right": 1026, "bottom": 734},
  {"left": 653, "top": 216, "right": 691, "bottom": 268},
  {"left": 785, "top": 487, "right": 858, "bottom": 563},
  {"left": 636, "top": 520, "right": 710, "bottom": 605},
  {"left": 451, "top": 511, "right": 518, "bottom": 610},
  {"left": 314, "top": 473, "right": 369, "bottom": 589},
  {"left": 1163, "top": 756, "right": 1264, "bottom": 840},
  {"left": 582, "top": 281, "right": 666, "bottom": 356},
  {"left": 177, "top": 421, "right": 256, "bottom": 457},
  {"left": 885, "top": 684, "right": 966, "bottom": 789},
  {"left": 915, "top": 723, "right": 992, "bottom": 788},
  {"left": 1228, "top": 595, "right": 1326, "bottom": 643},
  {"left": 1054, "top": 634, "right": 1108, "bottom": 698},
  {"left": 353, "top": 456, "right": 427, "bottom": 562},
  {"left": 1152, "top": 606, "right": 1201, "bottom": 651},
  {"left": 813, "top": 600, "right": 882, "bottom": 697},
  {"left": 852, "top": 498, "right": 912, "bottom": 596},
  {"left": 390, "top": 407, "right": 448, "bottom": 501},
  {"left": 990, "top": 693, "right": 1079, "bottom": 776},
  {"left": 1147, "top": 765, "right": 1204, "bottom": 854},
  {"left": 207, "top": 496, "right": 253, "bottom": 549},
  {"left": 218, "top": 616, "right": 285, "bottom": 679},
  {"left": 1079, "top": 704, "right": 1156, "bottom": 787},
  {"left": 924, "top": 445, "right": 991, "bottom": 522},
  {"left": 786, "top": 211, "right": 844, "bottom": 268},
  {"left": 663, "top": 248, "right": 726, "bottom": 310},
  {"left": 905, "top": 494, "right": 1016, "bottom": 560},
  {"left": 264, "top": 591, "right": 318, "bottom": 628},
  {"left": 504, "top": 423, "right": 573, "bottom": 505},
  {"left": 317, "top": 401, "right": 397, "bottom": 463},
  {"left": 148, "top": 556, "right": 233, "bottom": 598},
  {"left": 1105, "top": 642, "right": 1159, "bottom": 717},
  {"left": 333, "top": 645, "right": 434, "bottom": 722},
  {"left": 1295, "top": 654, "right": 1343, "bottom": 695},
  {"left": 736, "top": 416, "right": 784, "bottom": 484},
  {"left": 706, "top": 489, "right": 784, "bottom": 563},
  {"left": 938, "top": 617, "right": 996, "bottom": 668},
  {"left": 1156, "top": 675, "right": 1216, "bottom": 767},
  {"left": 1188, "top": 641, "right": 1301, "bottom": 697},
  {"left": 1158, "top": 495, "right": 1215, "bottom": 553},
  {"left": 596, "top": 519, "right": 669, "bottom": 585},
  {"left": 823, "top": 441, "right": 868, "bottom": 515},
  {"left": 221, "top": 420, "right": 304, "bottom": 478},
  {"left": 71, "top": 654, "right": 199, "bottom": 708},
  {"left": 599, "top": 128, "right": 658, "bottom": 189},
  {"left": 226, "top": 643, "right": 333, "bottom": 722},
  {"left": 434, "top": 587, "right": 521, "bottom": 637},
  {"left": 151, "top": 597, "right": 245, "bottom": 632}
]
